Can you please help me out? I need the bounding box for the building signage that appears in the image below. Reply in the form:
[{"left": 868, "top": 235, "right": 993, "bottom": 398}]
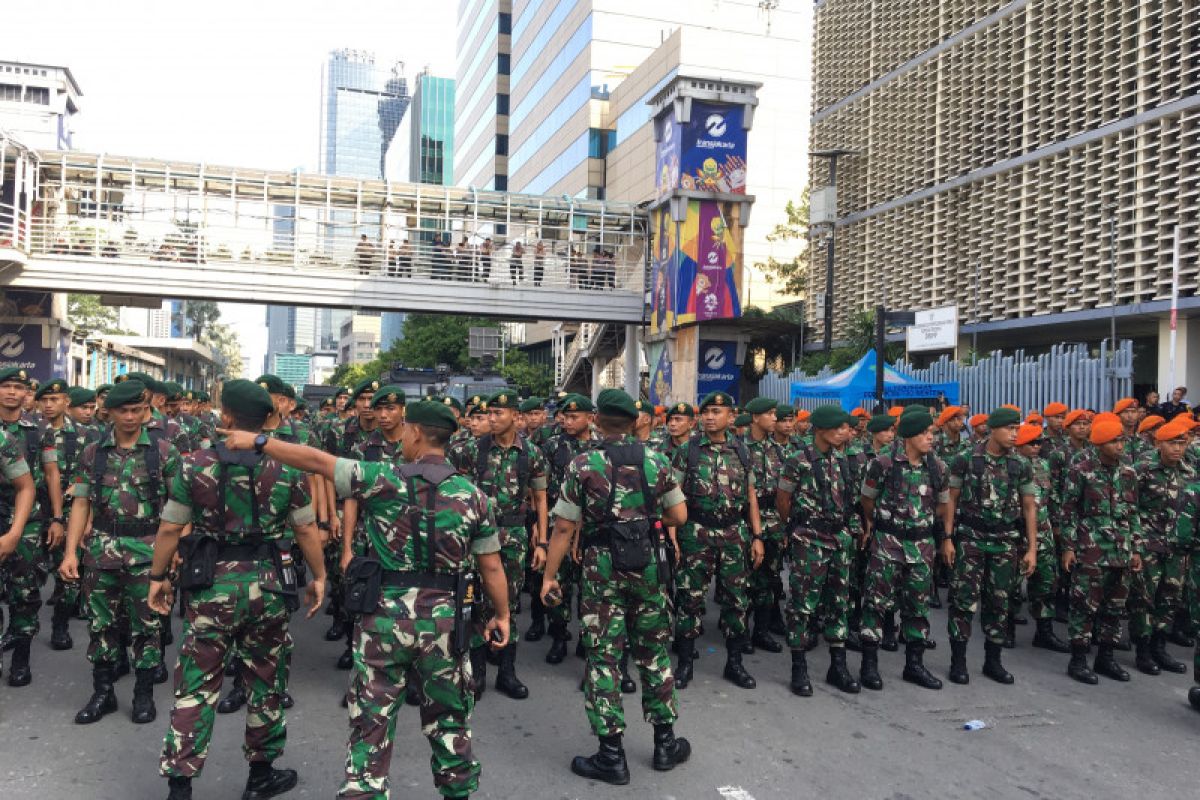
[
  {"left": 696, "top": 339, "right": 740, "bottom": 401},
  {"left": 906, "top": 305, "right": 959, "bottom": 352}
]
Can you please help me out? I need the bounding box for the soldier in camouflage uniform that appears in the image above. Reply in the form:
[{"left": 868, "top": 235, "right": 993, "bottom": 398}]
[
  {"left": 164, "top": 383, "right": 209, "bottom": 453},
  {"left": 1172, "top": 467, "right": 1200, "bottom": 710},
  {"left": 116, "top": 373, "right": 194, "bottom": 458},
  {"left": 452, "top": 390, "right": 548, "bottom": 699},
  {"left": 1040, "top": 402, "right": 1069, "bottom": 459},
  {"left": 36, "top": 377, "right": 84, "bottom": 650},
  {"left": 670, "top": 391, "right": 764, "bottom": 690},
  {"left": 857, "top": 410, "right": 947, "bottom": 691},
  {"left": 742, "top": 396, "right": 786, "bottom": 654},
  {"left": 446, "top": 395, "right": 487, "bottom": 468},
  {"left": 1114, "top": 397, "right": 1141, "bottom": 461},
  {"left": 148, "top": 379, "right": 326, "bottom": 800},
  {"left": 943, "top": 407, "right": 1038, "bottom": 685},
  {"left": 68, "top": 387, "right": 103, "bottom": 445},
  {"left": 0, "top": 366, "right": 63, "bottom": 686},
  {"left": 0, "top": 423, "right": 37, "bottom": 682},
  {"left": 845, "top": 414, "right": 898, "bottom": 649},
  {"left": 1013, "top": 425, "right": 1071, "bottom": 653},
  {"left": 542, "top": 388, "right": 690, "bottom": 786},
  {"left": 933, "top": 406, "right": 968, "bottom": 463},
  {"left": 771, "top": 404, "right": 796, "bottom": 457},
  {"left": 60, "top": 380, "right": 179, "bottom": 725},
  {"left": 658, "top": 401, "right": 696, "bottom": 462},
  {"left": 1129, "top": 417, "right": 1193, "bottom": 675},
  {"left": 1133, "top": 415, "right": 1166, "bottom": 462},
  {"left": 776, "top": 404, "right": 861, "bottom": 697},
  {"left": 1059, "top": 414, "right": 1141, "bottom": 684}
]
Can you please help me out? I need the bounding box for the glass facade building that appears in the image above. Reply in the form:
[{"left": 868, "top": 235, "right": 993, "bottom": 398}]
[
  {"left": 319, "top": 49, "right": 410, "bottom": 180},
  {"left": 411, "top": 75, "right": 456, "bottom": 185}
]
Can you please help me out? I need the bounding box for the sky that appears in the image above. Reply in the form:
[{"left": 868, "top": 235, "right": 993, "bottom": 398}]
[{"left": 7, "top": 0, "right": 457, "bottom": 376}]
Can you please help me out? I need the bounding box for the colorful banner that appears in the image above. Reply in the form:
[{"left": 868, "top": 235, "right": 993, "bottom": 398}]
[
  {"left": 679, "top": 101, "right": 747, "bottom": 195},
  {"left": 696, "top": 340, "right": 740, "bottom": 402},
  {"left": 649, "top": 201, "right": 742, "bottom": 334},
  {"left": 654, "top": 107, "right": 681, "bottom": 201},
  {"left": 649, "top": 346, "right": 673, "bottom": 405}
]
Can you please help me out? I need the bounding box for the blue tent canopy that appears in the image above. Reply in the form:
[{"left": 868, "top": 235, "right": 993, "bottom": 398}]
[{"left": 790, "top": 350, "right": 959, "bottom": 410}]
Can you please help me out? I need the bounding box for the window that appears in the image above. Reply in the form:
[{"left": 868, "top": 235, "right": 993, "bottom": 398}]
[
  {"left": 0, "top": 83, "right": 20, "bottom": 102},
  {"left": 588, "top": 128, "right": 616, "bottom": 159},
  {"left": 495, "top": 134, "right": 508, "bottom": 156},
  {"left": 24, "top": 86, "right": 49, "bottom": 105},
  {"left": 498, "top": 12, "right": 511, "bottom": 35},
  {"left": 493, "top": 174, "right": 508, "bottom": 191},
  {"left": 496, "top": 93, "right": 509, "bottom": 115},
  {"left": 497, "top": 53, "right": 510, "bottom": 75}
]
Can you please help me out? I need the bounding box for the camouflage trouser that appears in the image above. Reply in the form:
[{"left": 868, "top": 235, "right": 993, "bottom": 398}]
[
  {"left": 947, "top": 537, "right": 1021, "bottom": 644},
  {"left": 1189, "top": 553, "right": 1200, "bottom": 676},
  {"left": 786, "top": 531, "right": 853, "bottom": 649},
  {"left": 547, "top": 558, "right": 581, "bottom": 634},
  {"left": 860, "top": 550, "right": 932, "bottom": 645},
  {"left": 161, "top": 564, "right": 291, "bottom": 779},
  {"left": 1021, "top": 540, "right": 1058, "bottom": 621},
  {"left": 848, "top": 541, "right": 869, "bottom": 622},
  {"left": 48, "top": 543, "right": 82, "bottom": 610},
  {"left": 339, "top": 590, "right": 477, "bottom": 800},
  {"left": 1128, "top": 549, "right": 1186, "bottom": 639},
  {"left": 580, "top": 546, "right": 676, "bottom": 737},
  {"left": 4, "top": 526, "right": 48, "bottom": 638},
  {"left": 1067, "top": 562, "right": 1129, "bottom": 648},
  {"left": 675, "top": 522, "right": 751, "bottom": 640},
  {"left": 749, "top": 510, "right": 786, "bottom": 609},
  {"left": 477, "top": 526, "right": 527, "bottom": 645},
  {"left": 84, "top": 563, "right": 162, "bottom": 668},
  {"left": 325, "top": 539, "right": 347, "bottom": 619}
]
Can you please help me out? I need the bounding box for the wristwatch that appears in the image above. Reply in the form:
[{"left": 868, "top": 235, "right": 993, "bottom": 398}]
[
  {"left": 536, "top": 542, "right": 549, "bottom": 550},
  {"left": 317, "top": 521, "right": 332, "bottom": 532},
  {"left": 50, "top": 516, "right": 66, "bottom": 525},
  {"left": 253, "top": 433, "right": 269, "bottom": 454},
  {"left": 149, "top": 571, "right": 168, "bottom": 582}
]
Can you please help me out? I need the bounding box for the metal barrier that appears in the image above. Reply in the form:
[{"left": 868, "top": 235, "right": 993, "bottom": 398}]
[{"left": 0, "top": 201, "right": 30, "bottom": 254}]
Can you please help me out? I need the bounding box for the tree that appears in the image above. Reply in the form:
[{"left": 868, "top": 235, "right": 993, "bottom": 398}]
[
  {"left": 387, "top": 314, "right": 496, "bottom": 372},
  {"left": 200, "top": 322, "right": 244, "bottom": 379},
  {"left": 327, "top": 361, "right": 375, "bottom": 388},
  {"left": 499, "top": 349, "right": 553, "bottom": 397},
  {"left": 67, "top": 294, "right": 134, "bottom": 337},
  {"left": 753, "top": 187, "right": 810, "bottom": 298},
  {"left": 182, "top": 301, "right": 221, "bottom": 339}
]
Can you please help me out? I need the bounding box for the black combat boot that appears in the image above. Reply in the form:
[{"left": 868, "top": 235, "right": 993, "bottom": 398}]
[
  {"left": 525, "top": 596, "right": 546, "bottom": 642},
  {"left": 50, "top": 602, "right": 73, "bottom": 650},
  {"left": 768, "top": 602, "right": 787, "bottom": 636},
  {"left": 859, "top": 642, "right": 883, "bottom": 690},
  {"left": 1032, "top": 618, "right": 1070, "bottom": 653},
  {"left": 242, "top": 760, "right": 298, "bottom": 800},
  {"left": 928, "top": 584, "right": 942, "bottom": 609},
  {"left": 1151, "top": 631, "right": 1187, "bottom": 674},
  {"left": 1168, "top": 612, "right": 1195, "bottom": 647},
  {"left": 789, "top": 649, "right": 812, "bottom": 697},
  {"left": 7, "top": 635, "right": 31, "bottom": 686},
  {"left": 1094, "top": 644, "right": 1130, "bottom": 681},
  {"left": 405, "top": 682, "right": 421, "bottom": 707},
  {"left": 723, "top": 637, "right": 757, "bottom": 689},
  {"left": 280, "top": 691, "right": 294, "bottom": 709},
  {"left": 675, "top": 638, "right": 695, "bottom": 689},
  {"left": 571, "top": 734, "right": 630, "bottom": 785},
  {"left": 324, "top": 618, "right": 347, "bottom": 642},
  {"left": 545, "top": 623, "right": 569, "bottom": 664},
  {"left": 1067, "top": 642, "right": 1098, "bottom": 684},
  {"left": 982, "top": 641, "right": 1014, "bottom": 684},
  {"left": 652, "top": 724, "right": 692, "bottom": 772},
  {"left": 218, "top": 675, "right": 248, "bottom": 714},
  {"left": 469, "top": 646, "right": 487, "bottom": 701},
  {"left": 495, "top": 643, "right": 529, "bottom": 699},
  {"left": 619, "top": 649, "right": 636, "bottom": 694},
  {"left": 1133, "top": 636, "right": 1160, "bottom": 675},
  {"left": 750, "top": 606, "right": 782, "bottom": 653},
  {"left": 132, "top": 667, "right": 158, "bottom": 723},
  {"left": 1190, "top": 685, "right": 1200, "bottom": 711},
  {"left": 948, "top": 639, "right": 969, "bottom": 685},
  {"left": 825, "top": 647, "right": 860, "bottom": 693},
  {"left": 881, "top": 613, "right": 898, "bottom": 652},
  {"left": 902, "top": 641, "right": 942, "bottom": 690},
  {"left": 166, "top": 775, "right": 192, "bottom": 800},
  {"left": 114, "top": 646, "right": 131, "bottom": 679},
  {"left": 75, "top": 663, "right": 118, "bottom": 724},
  {"left": 153, "top": 662, "right": 170, "bottom": 684},
  {"left": 336, "top": 645, "right": 353, "bottom": 670}
]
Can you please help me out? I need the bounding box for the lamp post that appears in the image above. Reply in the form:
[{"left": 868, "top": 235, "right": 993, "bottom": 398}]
[{"left": 811, "top": 148, "right": 857, "bottom": 354}]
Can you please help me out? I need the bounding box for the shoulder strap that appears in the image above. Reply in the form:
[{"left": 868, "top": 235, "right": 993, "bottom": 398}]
[
  {"left": 730, "top": 436, "right": 751, "bottom": 474},
  {"left": 91, "top": 441, "right": 109, "bottom": 495},
  {"left": 364, "top": 442, "right": 383, "bottom": 462},
  {"left": 214, "top": 443, "right": 264, "bottom": 533},
  {"left": 398, "top": 461, "right": 457, "bottom": 572},
  {"left": 23, "top": 424, "right": 39, "bottom": 466},
  {"left": 144, "top": 435, "right": 163, "bottom": 512},
  {"left": 63, "top": 428, "right": 79, "bottom": 475},
  {"left": 475, "top": 434, "right": 493, "bottom": 488},
  {"left": 601, "top": 442, "right": 654, "bottom": 522},
  {"left": 685, "top": 434, "right": 703, "bottom": 495}
]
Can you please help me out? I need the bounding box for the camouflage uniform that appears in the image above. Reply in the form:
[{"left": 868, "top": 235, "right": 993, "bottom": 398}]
[
  {"left": 745, "top": 432, "right": 787, "bottom": 612},
  {"left": 859, "top": 444, "right": 949, "bottom": 644},
  {"left": 148, "top": 410, "right": 192, "bottom": 456},
  {"left": 541, "top": 429, "right": 599, "bottom": 638},
  {"left": 946, "top": 443, "right": 1035, "bottom": 645},
  {"left": 1020, "top": 453, "right": 1059, "bottom": 621},
  {"left": 1130, "top": 450, "right": 1192, "bottom": 639},
  {"left": 670, "top": 434, "right": 755, "bottom": 641},
  {"left": 44, "top": 416, "right": 85, "bottom": 613},
  {"left": 0, "top": 429, "right": 32, "bottom": 634},
  {"left": 1, "top": 415, "right": 57, "bottom": 639},
  {"left": 1059, "top": 450, "right": 1140, "bottom": 648},
  {"left": 333, "top": 454, "right": 497, "bottom": 799},
  {"left": 553, "top": 435, "right": 684, "bottom": 737},
  {"left": 1174, "top": 479, "right": 1200, "bottom": 678},
  {"left": 159, "top": 446, "right": 314, "bottom": 780},
  {"left": 934, "top": 430, "right": 969, "bottom": 464},
  {"left": 349, "top": 428, "right": 404, "bottom": 465}
]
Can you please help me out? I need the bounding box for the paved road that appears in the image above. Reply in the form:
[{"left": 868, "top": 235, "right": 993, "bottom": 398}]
[{"left": 0, "top": 598, "right": 1196, "bottom": 800}]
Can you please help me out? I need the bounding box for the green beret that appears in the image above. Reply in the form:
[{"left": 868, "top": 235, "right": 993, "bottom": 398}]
[
  {"left": 335, "top": 387, "right": 350, "bottom": 398},
  {"left": 68, "top": 387, "right": 96, "bottom": 407},
  {"left": 734, "top": 413, "right": 752, "bottom": 427},
  {"left": 0, "top": 367, "right": 32, "bottom": 386},
  {"left": 468, "top": 403, "right": 488, "bottom": 417},
  {"left": 635, "top": 398, "right": 651, "bottom": 416},
  {"left": 744, "top": 397, "right": 778, "bottom": 415},
  {"left": 438, "top": 395, "right": 464, "bottom": 414},
  {"left": 775, "top": 403, "right": 796, "bottom": 420},
  {"left": 293, "top": 397, "right": 307, "bottom": 411},
  {"left": 487, "top": 390, "right": 519, "bottom": 409},
  {"left": 666, "top": 401, "right": 694, "bottom": 418},
  {"left": 96, "top": 383, "right": 113, "bottom": 395},
  {"left": 698, "top": 391, "right": 735, "bottom": 411},
  {"left": 255, "top": 374, "right": 287, "bottom": 395},
  {"left": 406, "top": 399, "right": 458, "bottom": 431},
  {"left": 319, "top": 397, "right": 335, "bottom": 409},
  {"left": 220, "top": 379, "right": 275, "bottom": 420},
  {"left": 194, "top": 390, "right": 208, "bottom": 403},
  {"left": 596, "top": 388, "right": 639, "bottom": 419},
  {"left": 900, "top": 403, "right": 927, "bottom": 416},
  {"left": 117, "top": 371, "right": 163, "bottom": 394},
  {"left": 559, "top": 393, "right": 595, "bottom": 413},
  {"left": 867, "top": 414, "right": 896, "bottom": 433},
  {"left": 987, "top": 407, "right": 1021, "bottom": 428},
  {"left": 465, "top": 393, "right": 486, "bottom": 410},
  {"left": 163, "top": 381, "right": 185, "bottom": 402},
  {"left": 897, "top": 410, "right": 934, "bottom": 439},
  {"left": 349, "top": 378, "right": 381, "bottom": 404},
  {"left": 519, "top": 397, "right": 544, "bottom": 413},
  {"left": 810, "top": 404, "right": 849, "bottom": 430},
  {"left": 105, "top": 380, "right": 147, "bottom": 409},
  {"left": 34, "top": 378, "right": 69, "bottom": 398},
  {"left": 370, "top": 385, "right": 407, "bottom": 408}
]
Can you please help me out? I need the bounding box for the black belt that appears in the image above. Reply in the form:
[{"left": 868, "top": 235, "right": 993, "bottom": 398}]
[
  {"left": 687, "top": 505, "right": 741, "bottom": 528},
  {"left": 757, "top": 493, "right": 776, "bottom": 512},
  {"left": 959, "top": 514, "right": 1022, "bottom": 536},
  {"left": 497, "top": 509, "right": 528, "bottom": 527},
  {"left": 873, "top": 519, "right": 933, "bottom": 542},
  {"left": 381, "top": 570, "right": 457, "bottom": 591},
  {"left": 216, "top": 542, "right": 274, "bottom": 561},
  {"left": 793, "top": 518, "right": 845, "bottom": 536},
  {"left": 96, "top": 519, "right": 158, "bottom": 538}
]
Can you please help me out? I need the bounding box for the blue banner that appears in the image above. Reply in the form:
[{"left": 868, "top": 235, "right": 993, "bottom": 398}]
[
  {"left": 679, "top": 101, "right": 747, "bottom": 195},
  {"left": 696, "top": 340, "right": 740, "bottom": 402}
]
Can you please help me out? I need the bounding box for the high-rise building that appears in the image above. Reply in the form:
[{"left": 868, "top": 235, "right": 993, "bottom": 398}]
[
  {"left": 454, "top": 1, "right": 512, "bottom": 190},
  {"left": 809, "top": 1, "right": 1200, "bottom": 390},
  {"left": 319, "top": 49, "right": 410, "bottom": 179},
  {"left": 391, "top": 72, "right": 457, "bottom": 185},
  {"left": 269, "top": 352, "right": 313, "bottom": 389},
  {"left": 265, "top": 305, "right": 317, "bottom": 366},
  {"left": 0, "top": 60, "right": 81, "bottom": 150}
]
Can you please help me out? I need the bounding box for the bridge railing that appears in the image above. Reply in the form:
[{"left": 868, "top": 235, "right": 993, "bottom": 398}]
[{"left": 0, "top": 201, "right": 30, "bottom": 254}]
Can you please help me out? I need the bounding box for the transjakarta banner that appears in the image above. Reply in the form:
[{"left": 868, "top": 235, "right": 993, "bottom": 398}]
[
  {"left": 656, "top": 101, "right": 748, "bottom": 199},
  {"left": 696, "top": 340, "right": 740, "bottom": 402}
]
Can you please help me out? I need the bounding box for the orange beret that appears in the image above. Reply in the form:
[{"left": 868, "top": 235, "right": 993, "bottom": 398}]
[
  {"left": 1137, "top": 415, "right": 1165, "bottom": 434},
  {"left": 654, "top": 405, "right": 666, "bottom": 415},
  {"left": 1113, "top": 397, "right": 1137, "bottom": 414},
  {"left": 1043, "top": 402, "right": 1069, "bottom": 417},
  {"left": 1063, "top": 409, "right": 1088, "bottom": 427},
  {"left": 936, "top": 406, "right": 964, "bottom": 427},
  {"left": 1090, "top": 417, "right": 1124, "bottom": 445},
  {"left": 851, "top": 407, "right": 870, "bottom": 419},
  {"left": 969, "top": 413, "right": 989, "bottom": 428},
  {"left": 1155, "top": 419, "right": 1192, "bottom": 442},
  {"left": 1025, "top": 413, "right": 1044, "bottom": 425},
  {"left": 1015, "top": 423, "right": 1043, "bottom": 447},
  {"left": 1001, "top": 404, "right": 1021, "bottom": 413},
  {"left": 796, "top": 409, "right": 811, "bottom": 421},
  {"left": 1092, "top": 411, "right": 1121, "bottom": 427}
]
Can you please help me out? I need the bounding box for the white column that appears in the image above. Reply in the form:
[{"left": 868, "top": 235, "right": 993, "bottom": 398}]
[
  {"left": 1157, "top": 316, "right": 1200, "bottom": 396},
  {"left": 623, "top": 324, "right": 640, "bottom": 397},
  {"left": 591, "top": 356, "right": 607, "bottom": 402}
]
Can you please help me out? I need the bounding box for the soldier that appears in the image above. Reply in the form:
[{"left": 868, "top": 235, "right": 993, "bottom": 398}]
[
  {"left": 0, "top": 424, "right": 37, "bottom": 681},
  {"left": 857, "top": 410, "right": 947, "bottom": 691},
  {"left": 1114, "top": 397, "right": 1141, "bottom": 460},
  {"left": 968, "top": 413, "right": 989, "bottom": 440},
  {"left": 452, "top": 390, "right": 548, "bottom": 699},
  {"left": 771, "top": 404, "right": 796, "bottom": 458},
  {"left": 1013, "top": 424, "right": 1070, "bottom": 653},
  {"left": 671, "top": 391, "right": 764, "bottom": 690},
  {"left": 95, "top": 384, "right": 113, "bottom": 425},
  {"left": 1060, "top": 414, "right": 1141, "bottom": 684},
  {"left": 743, "top": 396, "right": 785, "bottom": 654},
  {"left": 1040, "top": 402, "right": 1069, "bottom": 458},
  {"left": 1174, "top": 468, "right": 1200, "bottom": 710},
  {"left": 446, "top": 395, "right": 487, "bottom": 467},
  {"left": 164, "top": 383, "right": 208, "bottom": 452},
  {"left": 541, "top": 388, "right": 690, "bottom": 786},
  {"left": 68, "top": 387, "right": 102, "bottom": 444},
  {"left": 943, "top": 407, "right": 1038, "bottom": 685},
  {"left": 934, "top": 406, "right": 968, "bottom": 462},
  {"left": 0, "top": 366, "right": 63, "bottom": 686},
  {"left": 1133, "top": 415, "right": 1165, "bottom": 461},
  {"left": 1129, "top": 417, "right": 1193, "bottom": 675},
  {"left": 845, "top": 413, "right": 898, "bottom": 650},
  {"left": 148, "top": 379, "right": 327, "bottom": 800},
  {"left": 635, "top": 401, "right": 655, "bottom": 444},
  {"left": 37, "top": 377, "right": 84, "bottom": 650},
  {"left": 776, "top": 404, "right": 862, "bottom": 696},
  {"left": 60, "top": 379, "right": 179, "bottom": 725},
  {"left": 659, "top": 402, "right": 696, "bottom": 461},
  {"left": 792, "top": 409, "right": 812, "bottom": 446}
]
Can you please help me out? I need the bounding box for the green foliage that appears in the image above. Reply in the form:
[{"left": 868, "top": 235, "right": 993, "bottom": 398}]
[
  {"left": 499, "top": 349, "right": 553, "bottom": 397},
  {"left": 386, "top": 314, "right": 489, "bottom": 372},
  {"left": 753, "top": 187, "right": 810, "bottom": 298},
  {"left": 67, "top": 294, "right": 134, "bottom": 337},
  {"left": 199, "top": 322, "right": 243, "bottom": 379},
  {"left": 182, "top": 301, "right": 221, "bottom": 339},
  {"left": 326, "top": 361, "right": 375, "bottom": 388}
]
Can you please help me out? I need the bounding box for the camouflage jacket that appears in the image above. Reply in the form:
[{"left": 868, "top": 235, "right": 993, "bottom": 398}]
[
  {"left": 778, "top": 441, "right": 862, "bottom": 544},
  {"left": 41, "top": 416, "right": 82, "bottom": 494},
  {"left": 1059, "top": 450, "right": 1140, "bottom": 567},
  {"left": 1039, "top": 428, "right": 1068, "bottom": 461},
  {"left": 148, "top": 411, "right": 192, "bottom": 456},
  {"left": 541, "top": 429, "right": 600, "bottom": 508},
  {"left": 528, "top": 422, "right": 560, "bottom": 449},
  {"left": 860, "top": 443, "right": 949, "bottom": 563},
  {"left": 74, "top": 427, "right": 180, "bottom": 569},
  {"left": 1046, "top": 440, "right": 1089, "bottom": 528},
  {"left": 334, "top": 453, "right": 499, "bottom": 575},
  {"left": 451, "top": 433, "right": 548, "bottom": 525},
  {"left": 349, "top": 428, "right": 405, "bottom": 465},
  {"left": 1133, "top": 450, "right": 1193, "bottom": 554},
  {"left": 0, "top": 428, "right": 31, "bottom": 520},
  {"left": 934, "top": 430, "right": 969, "bottom": 464},
  {"left": 743, "top": 431, "right": 785, "bottom": 507},
  {"left": 171, "top": 412, "right": 210, "bottom": 452},
  {"left": 843, "top": 440, "right": 872, "bottom": 498},
  {"left": 670, "top": 433, "right": 755, "bottom": 523},
  {"left": 323, "top": 415, "right": 372, "bottom": 457},
  {"left": 1026, "top": 455, "right": 1055, "bottom": 547},
  {"left": 1172, "top": 475, "right": 1200, "bottom": 555},
  {"left": 947, "top": 442, "right": 1035, "bottom": 540},
  {"left": 1, "top": 415, "right": 56, "bottom": 528}
]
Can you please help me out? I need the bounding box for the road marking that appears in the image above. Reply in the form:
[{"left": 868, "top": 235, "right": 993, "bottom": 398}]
[{"left": 718, "top": 787, "right": 758, "bottom": 800}]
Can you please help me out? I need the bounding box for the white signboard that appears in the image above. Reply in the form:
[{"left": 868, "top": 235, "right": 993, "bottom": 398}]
[{"left": 906, "top": 305, "right": 958, "bottom": 352}]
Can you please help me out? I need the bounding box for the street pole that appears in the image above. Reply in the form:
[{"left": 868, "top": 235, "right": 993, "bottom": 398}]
[
  {"left": 874, "top": 304, "right": 885, "bottom": 408},
  {"left": 972, "top": 262, "right": 980, "bottom": 364},
  {"left": 824, "top": 156, "right": 837, "bottom": 356},
  {"left": 1109, "top": 210, "right": 1118, "bottom": 401}
]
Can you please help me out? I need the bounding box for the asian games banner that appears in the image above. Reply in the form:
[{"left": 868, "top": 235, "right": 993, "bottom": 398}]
[{"left": 649, "top": 200, "right": 743, "bottom": 334}]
